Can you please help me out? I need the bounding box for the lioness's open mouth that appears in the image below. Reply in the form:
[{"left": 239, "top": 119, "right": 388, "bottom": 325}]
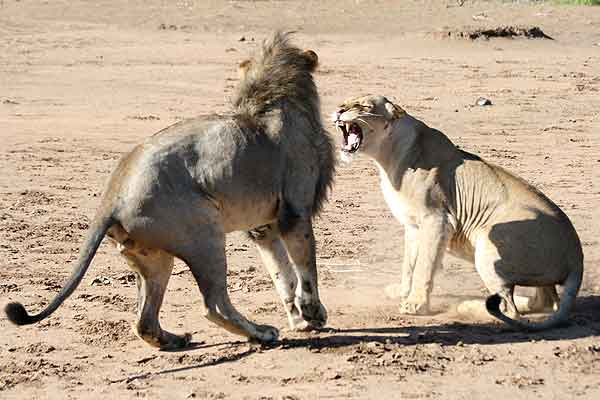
[{"left": 337, "top": 121, "right": 363, "bottom": 153}]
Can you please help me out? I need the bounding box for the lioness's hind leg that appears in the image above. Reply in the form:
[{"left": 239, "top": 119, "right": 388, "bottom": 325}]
[
  {"left": 514, "top": 286, "right": 559, "bottom": 314},
  {"left": 120, "top": 245, "right": 191, "bottom": 350},
  {"left": 473, "top": 237, "right": 519, "bottom": 319}
]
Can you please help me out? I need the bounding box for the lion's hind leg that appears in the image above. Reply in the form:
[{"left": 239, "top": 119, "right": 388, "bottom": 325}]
[
  {"left": 179, "top": 225, "right": 279, "bottom": 343},
  {"left": 119, "top": 242, "right": 191, "bottom": 350}
]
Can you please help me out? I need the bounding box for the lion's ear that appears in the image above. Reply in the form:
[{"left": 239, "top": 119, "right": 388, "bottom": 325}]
[
  {"left": 238, "top": 59, "right": 253, "bottom": 79},
  {"left": 384, "top": 101, "right": 405, "bottom": 120},
  {"left": 302, "top": 50, "right": 319, "bottom": 71}
]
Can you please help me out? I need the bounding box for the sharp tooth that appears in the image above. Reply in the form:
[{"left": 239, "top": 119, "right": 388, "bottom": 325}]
[{"left": 345, "top": 122, "right": 351, "bottom": 132}]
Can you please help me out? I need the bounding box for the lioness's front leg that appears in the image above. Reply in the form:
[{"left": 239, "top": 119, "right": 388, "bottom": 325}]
[
  {"left": 281, "top": 218, "right": 327, "bottom": 328},
  {"left": 385, "top": 225, "right": 418, "bottom": 300},
  {"left": 399, "top": 213, "right": 449, "bottom": 315},
  {"left": 250, "top": 224, "right": 316, "bottom": 330}
]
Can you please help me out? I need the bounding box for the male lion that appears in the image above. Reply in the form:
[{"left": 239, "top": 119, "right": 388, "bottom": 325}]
[
  {"left": 5, "top": 32, "right": 334, "bottom": 349},
  {"left": 333, "top": 95, "right": 583, "bottom": 331}
]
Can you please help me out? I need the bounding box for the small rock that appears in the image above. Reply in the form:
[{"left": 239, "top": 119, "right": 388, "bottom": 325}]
[
  {"left": 475, "top": 97, "right": 492, "bottom": 106},
  {"left": 136, "top": 355, "right": 157, "bottom": 364},
  {"left": 327, "top": 371, "right": 342, "bottom": 380},
  {"left": 90, "top": 276, "right": 111, "bottom": 286},
  {"left": 116, "top": 273, "right": 136, "bottom": 285},
  {"left": 238, "top": 36, "right": 246, "bottom": 42}
]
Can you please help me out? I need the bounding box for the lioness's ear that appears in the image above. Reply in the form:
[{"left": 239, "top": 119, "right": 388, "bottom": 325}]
[
  {"left": 384, "top": 101, "right": 405, "bottom": 120},
  {"left": 238, "top": 59, "right": 253, "bottom": 79},
  {"left": 302, "top": 50, "right": 319, "bottom": 71}
]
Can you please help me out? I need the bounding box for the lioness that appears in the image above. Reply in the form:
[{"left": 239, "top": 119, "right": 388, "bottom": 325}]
[
  {"left": 333, "top": 95, "right": 583, "bottom": 331},
  {"left": 5, "top": 33, "right": 334, "bottom": 349}
]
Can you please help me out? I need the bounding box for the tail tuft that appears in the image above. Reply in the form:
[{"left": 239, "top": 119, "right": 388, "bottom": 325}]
[
  {"left": 485, "top": 293, "right": 503, "bottom": 313},
  {"left": 5, "top": 302, "right": 34, "bottom": 325}
]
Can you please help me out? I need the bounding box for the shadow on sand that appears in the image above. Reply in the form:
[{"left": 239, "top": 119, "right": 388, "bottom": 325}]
[
  {"left": 112, "top": 295, "right": 599, "bottom": 382},
  {"left": 279, "top": 294, "right": 600, "bottom": 349}
]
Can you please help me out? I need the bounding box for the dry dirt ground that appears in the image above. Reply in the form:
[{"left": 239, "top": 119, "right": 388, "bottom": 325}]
[{"left": 1, "top": 1, "right": 599, "bottom": 399}]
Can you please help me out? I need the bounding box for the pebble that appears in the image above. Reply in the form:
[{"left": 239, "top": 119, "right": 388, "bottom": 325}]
[{"left": 476, "top": 97, "right": 493, "bottom": 106}]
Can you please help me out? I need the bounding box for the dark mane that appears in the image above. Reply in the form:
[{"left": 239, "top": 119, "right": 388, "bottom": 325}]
[
  {"left": 233, "top": 32, "right": 320, "bottom": 126},
  {"left": 233, "top": 32, "right": 335, "bottom": 216}
]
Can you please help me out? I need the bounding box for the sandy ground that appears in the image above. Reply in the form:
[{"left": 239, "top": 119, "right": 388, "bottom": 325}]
[{"left": 1, "top": 0, "right": 599, "bottom": 398}]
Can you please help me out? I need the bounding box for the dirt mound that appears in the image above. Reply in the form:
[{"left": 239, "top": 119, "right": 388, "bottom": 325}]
[
  {"left": 442, "top": 26, "right": 553, "bottom": 40},
  {"left": 75, "top": 319, "right": 136, "bottom": 346},
  {"left": 0, "top": 358, "right": 81, "bottom": 391}
]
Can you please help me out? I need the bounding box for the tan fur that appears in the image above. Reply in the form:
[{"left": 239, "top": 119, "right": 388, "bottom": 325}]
[
  {"left": 5, "top": 32, "right": 335, "bottom": 349},
  {"left": 237, "top": 59, "right": 254, "bottom": 80},
  {"left": 334, "top": 95, "right": 583, "bottom": 330}
]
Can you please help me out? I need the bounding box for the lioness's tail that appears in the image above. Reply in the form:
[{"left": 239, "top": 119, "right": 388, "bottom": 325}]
[
  {"left": 5, "top": 211, "right": 114, "bottom": 325},
  {"left": 486, "top": 262, "right": 583, "bottom": 331}
]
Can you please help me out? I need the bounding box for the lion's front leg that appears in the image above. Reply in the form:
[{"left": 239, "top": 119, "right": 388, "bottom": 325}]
[
  {"left": 250, "top": 224, "right": 311, "bottom": 331},
  {"left": 399, "top": 214, "right": 449, "bottom": 315},
  {"left": 281, "top": 218, "right": 327, "bottom": 329}
]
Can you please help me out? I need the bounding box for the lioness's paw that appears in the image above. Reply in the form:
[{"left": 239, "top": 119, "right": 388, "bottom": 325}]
[
  {"left": 252, "top": 324, "right": 279, "bottom": 343},
  {"left": 384, "top": 283, "right": 409, "bottom": 300},
  {"left": 399, "top": 299, "right": 429, "bottom": 315}
]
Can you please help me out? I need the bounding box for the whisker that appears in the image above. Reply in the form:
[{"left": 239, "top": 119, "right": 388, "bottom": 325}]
[
  {"left": 355, "top": 117, "right": 374, "bottom": 130},
  {"left": 357, "top": 112, "right": 385, "bottom": 118}
]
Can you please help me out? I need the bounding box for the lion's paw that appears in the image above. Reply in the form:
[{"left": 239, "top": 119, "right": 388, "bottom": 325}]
[
  {"left": 293, "top": 298, "right": 327, "bottom": 330},
  {"left": 252, "top": 324, "right": 279, "bottom": 343},
  {"left": 288, "top": 316, "right": 311, "bottom": 331}
]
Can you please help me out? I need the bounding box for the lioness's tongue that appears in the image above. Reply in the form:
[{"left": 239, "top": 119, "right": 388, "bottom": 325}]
[{"left": 344, "top": 133, "right": 360, "bottom": 150}]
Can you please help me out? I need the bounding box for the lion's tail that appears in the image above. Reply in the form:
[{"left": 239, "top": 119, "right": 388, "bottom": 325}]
[
  {"left": 5, "top": 210, "right": 114, "bottom": 325},
  {"left": 486, "top": 260, "right": 583, "bottom": 331}
]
